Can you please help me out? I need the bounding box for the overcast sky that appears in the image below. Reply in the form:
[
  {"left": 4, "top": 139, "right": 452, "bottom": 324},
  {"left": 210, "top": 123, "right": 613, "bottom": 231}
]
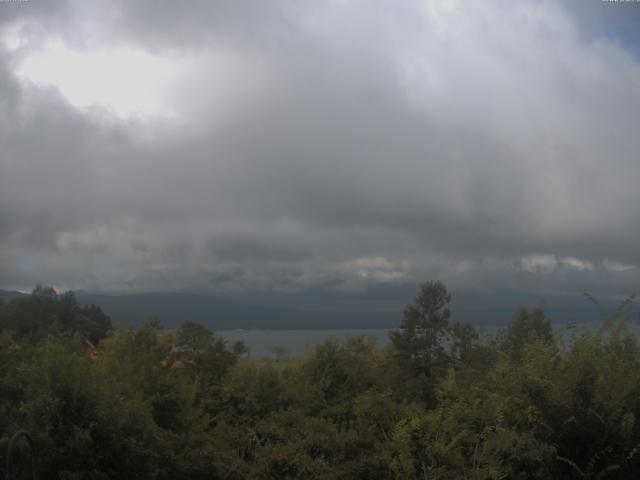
[{"left": 0, "top": 0, "right": 639, "bottom": 298}]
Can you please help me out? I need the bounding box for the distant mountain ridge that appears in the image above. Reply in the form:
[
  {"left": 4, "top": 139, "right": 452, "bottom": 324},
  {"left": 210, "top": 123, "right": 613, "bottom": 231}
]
[
  {"left": 70, "top": 291, "right": 640, "bottom": 330},
  {"left": 0, "top": 289, "right": 26, "bottom": 302},
  {"left": 74, "top": 291, "right": 399, "bottom": 330}
]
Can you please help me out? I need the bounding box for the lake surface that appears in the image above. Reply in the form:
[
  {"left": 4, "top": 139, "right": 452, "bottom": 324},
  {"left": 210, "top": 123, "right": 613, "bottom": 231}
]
[
  {"left": 219, "top": 322, "right": 640, "bottom": 358},
  {"left": 219, "top": 329, "right": 391, "bottom": 358}
]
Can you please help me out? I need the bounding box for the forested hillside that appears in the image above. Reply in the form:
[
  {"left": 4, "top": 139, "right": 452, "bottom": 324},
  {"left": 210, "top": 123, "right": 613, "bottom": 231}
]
[{"left": 1, "top": 284, "right": 639, "bottom": 479}]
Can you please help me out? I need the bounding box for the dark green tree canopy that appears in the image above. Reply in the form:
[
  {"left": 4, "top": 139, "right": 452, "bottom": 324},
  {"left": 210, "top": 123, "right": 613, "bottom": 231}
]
[
  {"left": 389, "top": 281, "right": 451, "bottom": 372},
  {"left": 0, "top": 286, "right": 112, "bottom": 343},
  {"left": 498, "top": 305, "right": 553, "bottom": 360}
]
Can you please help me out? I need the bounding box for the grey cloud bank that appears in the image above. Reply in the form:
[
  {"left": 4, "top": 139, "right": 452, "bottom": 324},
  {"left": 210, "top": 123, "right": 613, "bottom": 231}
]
[{"left": 0, "top": 0, "right": 639, "bottom": 299}]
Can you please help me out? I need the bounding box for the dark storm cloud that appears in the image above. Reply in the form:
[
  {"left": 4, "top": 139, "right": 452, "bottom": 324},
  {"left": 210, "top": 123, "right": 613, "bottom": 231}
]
[
  {"left": 0, "top": 0, "right": 639, "bottom": 295},
  {"left": 113, "top": 0, "right": 295, "bottom": 49}
]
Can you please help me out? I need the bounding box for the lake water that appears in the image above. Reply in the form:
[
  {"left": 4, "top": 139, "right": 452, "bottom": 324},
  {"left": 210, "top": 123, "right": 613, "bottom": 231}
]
[
  {"left": 219, "top": 329, "right": 391, "bottom": 358},
  {"left": 219, "top": 322, "right": 640, "bottom": 358}
]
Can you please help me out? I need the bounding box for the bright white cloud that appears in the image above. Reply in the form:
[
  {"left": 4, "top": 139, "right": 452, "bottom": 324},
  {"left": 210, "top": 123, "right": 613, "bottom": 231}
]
[
  {"left": 560, "top": 256, "right": 595, "bottom": 273},
  {"left": 519, "top": 254, "right": 559, "bottom": 274},
  {"left": 603, "top": 259, "right": 635, "bottom": 273},
  {"left": 16, "top": 41, "right": 182, "bottom": 117}
]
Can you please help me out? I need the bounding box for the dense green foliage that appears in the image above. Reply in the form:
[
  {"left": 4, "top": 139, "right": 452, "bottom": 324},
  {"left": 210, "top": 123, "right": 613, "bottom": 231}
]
[{"left": 1, "top": 284, "right": 639, "bottom": 479}]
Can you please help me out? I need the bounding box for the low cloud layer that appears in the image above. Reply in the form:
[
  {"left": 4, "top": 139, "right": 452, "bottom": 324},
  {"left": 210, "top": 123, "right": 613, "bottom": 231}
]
[{"left": 0, "top": 0, "right": 639, "bottom": 296}]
